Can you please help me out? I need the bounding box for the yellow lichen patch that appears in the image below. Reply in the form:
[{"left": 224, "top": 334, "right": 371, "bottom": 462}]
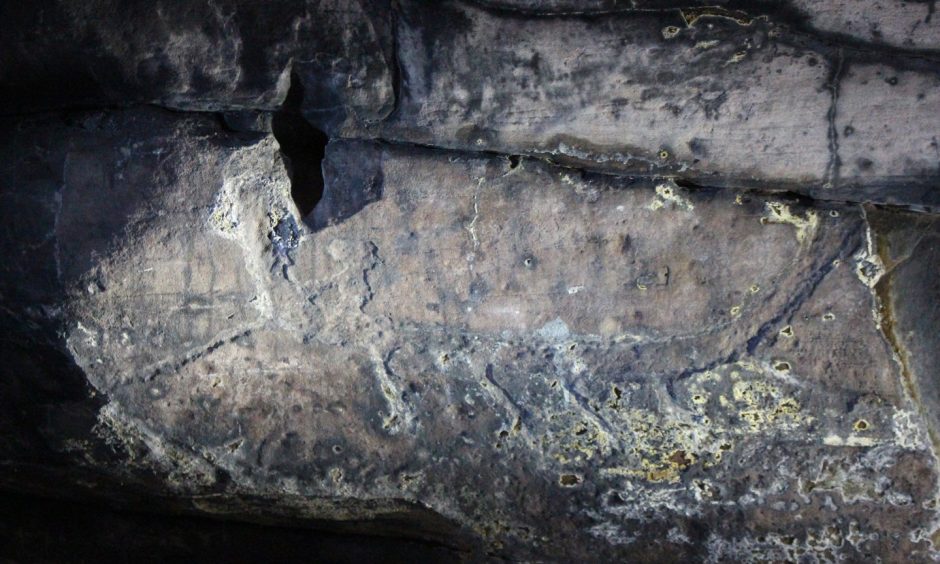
[
  {"left": 853, "top": 226, "right": 886, "bottom": 288},
  {"left": 773, "top": 398, "right": 801, "bottom": 420},
  {"left": 731, "top": 380, "right": 804, "bottom": 431},
  {"left": 704, "top": 443, "right": 734, "bottom": 469},
  {"left": 595, "top": 363, "right": 814, "bottom": 485},
  {"left": 734, "top": 359, "right": 762, "bottom": 374},
  {"left": 853, "top": 419, "right": 871, "bottom": 432},
  {"left": 208, "top": 185, "right": 240, "bottom": 238},
  {"left": 822, "top": 434, "right": 880, "bottom": 447},
  {"left": 645, "top": 467, "right": 676, "bottom": 483},
  {"left": 680, "top": 6, "right": 753, "bottom": 26},
  {"left": 749, "top": 284, "right": 760, "bottom": 294},
  {"left": 855, "top": 259, "right": 884, "bottom": 288},
  {"left": 687, "top": 376, "right": 716, "bottom": 411},
  {"left": 760, "top": 201, "right": 819, "bottom": 245},
  {"left": 649, "top": 180, "right": 694, "bottom": 212},
  {"left": 636, "top": 446, "right": 698, "bottom": 484},
  {"left": 732, "top": 379, "right": 777, "bottom": 404},
  {"left": 730, "top": 305, "right": 742, "bottom": 317},
  {"left": 209, "top": 206, "right": 237, "bottom": 235},
  {"left": 697, "top": 370, "right": 721, "bottom": 383},
  {"left": 550, "top": 418, "right": 611, "bottom": 462},
  {"left": 610, "top": 408, "right": 718, "bottom": 484},
  {"left": 739, "top": 410, "right": 765, "bottom": 431}
]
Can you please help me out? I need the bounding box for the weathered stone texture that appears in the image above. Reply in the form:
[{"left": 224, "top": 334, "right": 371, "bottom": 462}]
[
  {"left": 3, "top": 1, "right": 939, "bottom": 205},
  {"left": 377, "top": 0, "right": 940, "bottom": 205},
  {"left": 1, "top": 0, "right": 940, "bottom": 561}
]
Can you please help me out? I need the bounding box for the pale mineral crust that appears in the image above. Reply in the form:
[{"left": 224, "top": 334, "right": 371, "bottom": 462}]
[{"left": 1, "top": 0, "right": 939, "bottom": 562}]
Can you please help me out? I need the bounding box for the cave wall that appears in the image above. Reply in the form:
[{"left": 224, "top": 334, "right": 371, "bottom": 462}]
[{"left": 1, "top": 1, "right": 939, "bottom": 561}]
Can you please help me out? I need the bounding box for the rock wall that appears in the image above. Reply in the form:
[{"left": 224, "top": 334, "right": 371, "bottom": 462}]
[{"left": 1, "top": 1, "right": 939, "bottom": 561}]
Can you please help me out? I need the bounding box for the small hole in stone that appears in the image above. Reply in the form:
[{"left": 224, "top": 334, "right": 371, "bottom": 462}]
[
  {"left": 559, "top": 474, "right": 581, "bottom": 486},
  {"left": 774, "top": 361, "right": 791, "bottom": 372},
  {"left": 508, "top": 155, "right": 521, "bottom": 169}
]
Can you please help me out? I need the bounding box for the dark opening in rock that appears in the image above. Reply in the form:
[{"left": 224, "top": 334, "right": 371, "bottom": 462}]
[{"left": 272, "top": 74, "right": 328, "bottom": 218}]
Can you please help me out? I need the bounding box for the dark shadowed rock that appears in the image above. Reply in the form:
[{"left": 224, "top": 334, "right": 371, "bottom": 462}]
[
  {"left": 3, "top": 1, "right": 938, "bottom": 206},
  {"left": 868, "top": 208, "right": 940, "bottom": 453},
  {"left": 0, "top": 0, "right": 395, "bottom": 132}
]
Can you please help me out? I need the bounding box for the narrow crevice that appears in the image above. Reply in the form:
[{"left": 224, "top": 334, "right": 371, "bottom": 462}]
[
  {"left": 387, "top": 0, "right": 405, "bottom": 121},
  {"left": 19, "top": 98, "right": 939, "bottom": 216},
  {"left": 372, "top": 135, "right": 940, "bottom": 214},
  {"left": 271, "top": 73, "right": 329, "bottom": 219},
  {"left": 823, "top": 49, "right": 845, "bottom": 190}
]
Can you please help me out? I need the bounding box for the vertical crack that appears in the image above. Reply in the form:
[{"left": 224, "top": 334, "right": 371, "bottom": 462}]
[
  {"left": 387, "top": 0, "right": 404, "bottom": 120},
  {"left": 823, "top": 48, "right": 845, "bottom": 190},
  {"left": 271, "top": 73, "right": 329, "bottom": 218}
]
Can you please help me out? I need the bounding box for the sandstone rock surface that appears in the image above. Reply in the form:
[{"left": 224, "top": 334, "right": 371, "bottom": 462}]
[{"left": 1, "top": 0, "right": 939, "bottom": 561}]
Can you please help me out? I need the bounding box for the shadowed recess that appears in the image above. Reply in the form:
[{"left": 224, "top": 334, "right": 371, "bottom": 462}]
[{"left": 272, "top": 74, "right": 329, "bottom": 218}]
